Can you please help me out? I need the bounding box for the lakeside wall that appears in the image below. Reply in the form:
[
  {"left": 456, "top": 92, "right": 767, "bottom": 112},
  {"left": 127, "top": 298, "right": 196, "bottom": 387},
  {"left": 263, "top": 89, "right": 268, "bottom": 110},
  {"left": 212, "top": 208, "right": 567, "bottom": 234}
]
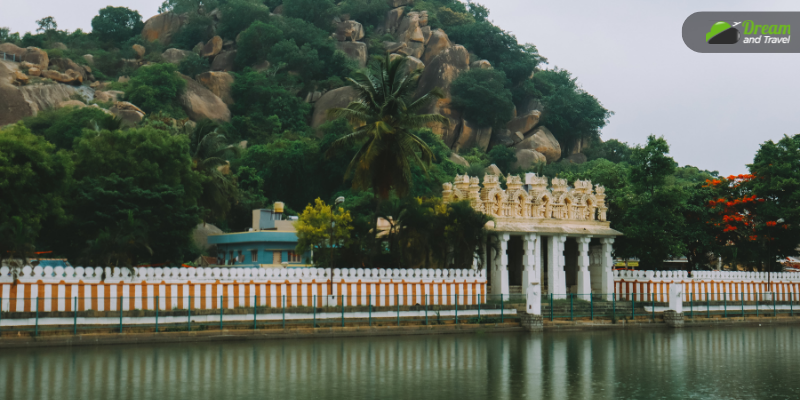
[
  {"left": 614, "top": 270, "right": 800, "bottom": 302},
  {"left": 0, "top": 266, "right": 487, "bottom": 313}
]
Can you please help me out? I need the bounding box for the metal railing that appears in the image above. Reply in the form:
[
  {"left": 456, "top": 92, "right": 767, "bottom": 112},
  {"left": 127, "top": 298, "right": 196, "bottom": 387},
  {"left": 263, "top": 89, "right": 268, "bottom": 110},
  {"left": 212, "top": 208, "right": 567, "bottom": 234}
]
[
  {"left": 1, "top": 52, "right": 19, "bottom": 62},
  {"left": 0, "top": 294, "right": 522, "bottom": 337}
]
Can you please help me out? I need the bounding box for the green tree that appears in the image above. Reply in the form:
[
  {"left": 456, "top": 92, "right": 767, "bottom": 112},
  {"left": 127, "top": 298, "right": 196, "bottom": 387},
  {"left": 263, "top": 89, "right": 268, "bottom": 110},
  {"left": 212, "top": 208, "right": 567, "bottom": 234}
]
[
  {"left": 282, "top": 0, "right": 339, "bottom": 30},
  {"left": 126, "top": 63, "right": 187, "bottom": 116},
  {"left": 188, "top": 121, "right": 240, "bottom": 222},
  {"left": 532, "top": 69, "right": 612, "bottom": 155},
  {"left": 748, "top": 134, "right": 800, "bottom": 269},
  {"left": 55, "top": 127, "right": 203, "bottom": 264},
  {"left": 450, "top": 68, "right": 514, "bottom": 129},
  {"left": 23, "top": 107, "right": 119, "bottom": 150},
  {"left": 234, "top": 20, "right": 283, "bottom": 67},
  {"left": 230, "top": 70, "right": 311, "bottom": 134},
  {"left": 326, "top": 54, "right": 448, "bottom": 199},
  {"left": 0, "top": 123, "right": 73, "bottom": 267},
  {"left": 217, "top": 0, "right": 272, "bottom": 38},
  {"left": 294, "top": 198, "right": 353, "bottom": 266},
  {"left": 36, "top": 16, "right": 57, "bottom": 33},
  {"left": 488, "top": 145, "right": 517, "bottom": 174},
  {"left": 614, "top": 135, "right": 686, "bottom": 269},
  {"left": 91, "top": 6, "right": 144, "bottom": 45}
]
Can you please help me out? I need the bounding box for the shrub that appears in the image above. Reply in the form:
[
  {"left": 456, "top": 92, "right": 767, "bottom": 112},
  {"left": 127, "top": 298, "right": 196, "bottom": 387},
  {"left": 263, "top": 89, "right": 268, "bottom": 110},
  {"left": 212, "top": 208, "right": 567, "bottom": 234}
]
[
  {"left": 91, "top": 6, "right": 144, "bottom": 46},
  {"left": 451, "top": 68, "right": 514, "bottom": 129},
  {"left": 125, "top": 63, "right": 187, "bottom": 117},
  {"left": 178, "top": 53, "right": 209, "bottom": 77}
]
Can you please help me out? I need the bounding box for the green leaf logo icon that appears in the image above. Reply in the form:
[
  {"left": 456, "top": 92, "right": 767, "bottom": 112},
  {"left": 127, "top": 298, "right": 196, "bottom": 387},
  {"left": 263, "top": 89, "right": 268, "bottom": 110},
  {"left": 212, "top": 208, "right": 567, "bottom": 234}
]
[{"left": 706, "top": 21, "right": 741, "bottom": 44}]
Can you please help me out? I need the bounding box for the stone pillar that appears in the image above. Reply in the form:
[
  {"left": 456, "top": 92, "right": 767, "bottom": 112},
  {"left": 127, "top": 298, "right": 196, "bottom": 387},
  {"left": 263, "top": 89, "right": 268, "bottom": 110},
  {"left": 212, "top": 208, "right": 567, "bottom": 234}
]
[
  {"left": 600, "top": 238, "right": 615, "bottom": 300},
  {"left": 576, "top": 236, "right": 592, "bottom": 299},
  {"left": 490, "top": 233, "right": 510, "bottom": 300},
  {"left": 547, "top": 235, "right": 567, "bottom": 299},
  {"left": 521, "top": 285, "right": 543, "bottom": 332},
  {"left": 669, "top": 283, "right": 684, "bottom": 313},
  {"left": 522, "top": 233, "right": 539, "bottom": 289}
]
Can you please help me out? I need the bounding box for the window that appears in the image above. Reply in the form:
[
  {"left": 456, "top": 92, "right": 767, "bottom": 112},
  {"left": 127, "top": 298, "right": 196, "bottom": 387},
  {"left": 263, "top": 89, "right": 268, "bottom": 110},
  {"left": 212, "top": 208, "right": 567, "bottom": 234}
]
[
  {"left": 237, "top": 250, "right": 244, "bottom": 263},
  {"left": 250, "top": 250, "right": 258, "bottom": 263},
  {"left": 288, "top": 251, "right": 302, "bottom": 263}
]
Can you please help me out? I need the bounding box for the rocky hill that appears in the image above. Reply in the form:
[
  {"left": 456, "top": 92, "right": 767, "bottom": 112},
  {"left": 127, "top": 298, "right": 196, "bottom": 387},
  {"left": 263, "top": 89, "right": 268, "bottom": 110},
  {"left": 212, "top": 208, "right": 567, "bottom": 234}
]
[{"left": 0, "top": 0, "right": 610, "bottom": 172}]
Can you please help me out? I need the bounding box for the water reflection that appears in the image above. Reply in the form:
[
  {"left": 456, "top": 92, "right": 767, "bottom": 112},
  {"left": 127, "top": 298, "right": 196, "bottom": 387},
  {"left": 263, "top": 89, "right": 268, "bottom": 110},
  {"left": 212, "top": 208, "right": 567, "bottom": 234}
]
[{"left": 1, "top": 326, "right": 799, "bottom": 399}]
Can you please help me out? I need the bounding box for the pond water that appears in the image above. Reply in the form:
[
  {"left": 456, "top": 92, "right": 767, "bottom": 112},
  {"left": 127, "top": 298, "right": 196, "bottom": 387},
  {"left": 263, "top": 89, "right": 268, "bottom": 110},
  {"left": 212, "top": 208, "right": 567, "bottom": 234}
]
[{"left": 2, "top": 326, "right": 799, "bottom": 399}]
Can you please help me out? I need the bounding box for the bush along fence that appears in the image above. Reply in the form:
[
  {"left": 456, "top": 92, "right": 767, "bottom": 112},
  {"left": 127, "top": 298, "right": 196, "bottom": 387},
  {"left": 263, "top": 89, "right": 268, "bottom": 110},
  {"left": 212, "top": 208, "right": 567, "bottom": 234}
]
[{"left": 614, "top": 270, "right": 800, "bottom": 302}]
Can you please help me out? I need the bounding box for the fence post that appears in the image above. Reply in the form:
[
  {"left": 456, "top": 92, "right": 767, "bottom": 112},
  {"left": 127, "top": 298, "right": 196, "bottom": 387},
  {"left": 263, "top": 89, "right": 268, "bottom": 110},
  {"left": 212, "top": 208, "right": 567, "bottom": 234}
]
[
  {"left": 570, "top": 294, "right": 574, "bottom": 321},
  {"left": 741, "top": 292, "right": 744, "bottom": 319},
  {"left": 219, "top": 296, "right": 223, "bottom": 331},
  {"left": 73, "top": 297, "right": 78, "bottom": 335},
  {"left": 550, "top": 293, "right": 553, "bottom": 321},
  {"left": 612, "top": 293, "right": 615, "bottom": 322},
  {"left": 501, "top": 295, "right": 504, "bottom": 323},
  {"left": 426, "top": 294, "right": 429, "bottom": 325},
  {"left": 283, "top": 295, "right": 286, "bottom": 330},
  {"left": 756, "top": 292, "right": 759, "bottom": 317},
  {"left": 119, "top": 296, "right": 123, "bottom": 334},
  {"left": 791, "top": 292, "right": 794, "bottom": 317},
  {"left": 632, "top": 293, "right": 636, "bottom": 320},
  {"left": 476, "top": 293, "right": 479, "bottom": 323},
  {"left": 313, "top": 295, "right": 317, "bottom": 328},
  {"left": 341, "top": 294, "right": 344, "bottom": 328},
  {"left": 253, "top": 295, "right": 257, "bottom": 331},
  {"left": 773, "top": 292, "right": 776, "bottom": 317},
  {"left": 652, "top": 292, "right": 656, "bottom": 322},
  {"left": 368, "top": 294, "right": 372, "bottom": 327},
  {"left": 396, "top": 293, "right": 400, "bottom": 327},
  {"left": 706, "top": 294, "right": 710, "bottom": 319},
  {"left": 590, "top": 293, "right": 594, "bottom": 321},
  {"left": 156, "top": 296, "right": 160, "bottom": 333},
  {"left": 188, "top": 295, "right": 192, "bottom": 332},
  {"left": 724, "top": 292, "right": 727, "bottom": 319},
  {"left": 0, "top": 295, "right": 3, "bottom": 336},
  {"left": 455, "top": 294, "right": 459, "bottom": 325},
  {"left": 35, "top": 298, "right": 39, "bottom": 337}
]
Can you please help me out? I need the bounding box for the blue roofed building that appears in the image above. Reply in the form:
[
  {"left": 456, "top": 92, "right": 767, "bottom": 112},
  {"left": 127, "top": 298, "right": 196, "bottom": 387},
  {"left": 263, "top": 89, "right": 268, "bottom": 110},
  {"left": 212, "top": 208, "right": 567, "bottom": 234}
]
[{"left": 207, "top": 203, "right": 311, "bottom": 268}]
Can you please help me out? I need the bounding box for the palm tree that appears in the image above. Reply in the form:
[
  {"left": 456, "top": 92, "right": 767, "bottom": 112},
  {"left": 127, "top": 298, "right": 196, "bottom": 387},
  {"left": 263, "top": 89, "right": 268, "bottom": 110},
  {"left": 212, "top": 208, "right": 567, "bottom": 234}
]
[
  {"left": 189, "top": 120, "right": 241, "bottom": 222},
  {"left": 326, "top": 54, "right": 448, "bottom": 199}
]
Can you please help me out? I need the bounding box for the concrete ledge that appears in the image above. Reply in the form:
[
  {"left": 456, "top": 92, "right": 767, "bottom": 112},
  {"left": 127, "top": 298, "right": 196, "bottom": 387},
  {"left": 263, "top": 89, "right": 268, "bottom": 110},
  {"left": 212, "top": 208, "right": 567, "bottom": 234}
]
[{"left": 0, "top": 323, "right": 524, "bottom": 349}]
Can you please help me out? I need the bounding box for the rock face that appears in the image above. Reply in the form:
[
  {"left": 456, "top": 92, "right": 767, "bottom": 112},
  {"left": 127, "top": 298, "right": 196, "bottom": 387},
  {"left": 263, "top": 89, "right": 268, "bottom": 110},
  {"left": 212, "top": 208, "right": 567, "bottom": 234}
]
[
  {"left": 13, "top": 70, "right": 29, "bottom": 84},
  {"left": 0, "top": 43, "right": 25, "bottom": 60},
  {"left": 513, "top": 149, "right": 547, "bottom": 171},
  {"left": 141, "top": 12, "right": 186, "bottom": 45},
  {"left": 179, "top": 74, "right": 231, "bottom": 122},
  {"left": 51, "top": 42, "right": 68, "bottom": 50},
  {"left": 49, "top": 58, "right": 87, "bottom": 81},
  {"left": 23, "top": 47, "right": 49, "bottom": 69},
  {"left": 388, "top": 0, "right": 413, "bottom": 7},
  {"left": 192, "top": 223, "right": 223, "bottom": 251},
  {"left": 335, "top": 41, "right": 367, "bottom": 68},
  {"left": 414, "top": 45, "right": 469, "bottom": 142},
  {"left": 448, "top": 152, "right": 470, "bottom": 168},
  {"left": 0, "top": 60, "right": 76, "bottom": 125},
  {"left": 132, "top": 44, "right": 146, "bottom": 59},
  {"left": 389, "top": 54, "right": 424, "bottom": 74},
  {"left": 41, "top": 69, "right": 83, "bottom": 84},
  {"left": 333, "top": 20, "right": 365, "bottom": 42},
  {"left": 565, "top": 153, "right": 587, "bottom": 164},
  {"left": 485, "top": 164, "right": 502, "bottom": 176},
  {"left": 453, "top": 119, "right": 491, "bottom": 152},
  {"left": 470, "top": 59, "right": 492, "bottom": 70},
  {"left": 506, "top": 110, "right": 541, "bottom": 135},
  {"left": 201, "top": 36, "right": 223, "bottom": 57},
  {"left": 82, "top": 54, "right": 94, "bottom": 65},
  {"left": 94, "top": 90, "right": 124, "bottom": 103},
  {"left": 514, "top": 126, "right": 561, "bottom": 163},
  {"left": 162, "top": 48, "right": 193, "bottom": 65},
  {"left": 211, "top": 50, "right": 236, "bottom": 72},
  {"left": 27, "top": 67, "right": 41, "bottom": 77},
  {"left": 110, "top": 101, "right": 145, "bottom": 127},
  {"left": 196, "top": 71, "right": 234, "bottom": 105},
  {"left": 421, "top": 29, "right": 451, "bottom": 64},
  {"left": 384, "top": 7, "right": 404, "bottom": 33},
  {"left": 311, "top": 86, "right": 358, "bottom": 132},
  {"left": 58, "top": 100, "right": 86, "bottom": 109}
]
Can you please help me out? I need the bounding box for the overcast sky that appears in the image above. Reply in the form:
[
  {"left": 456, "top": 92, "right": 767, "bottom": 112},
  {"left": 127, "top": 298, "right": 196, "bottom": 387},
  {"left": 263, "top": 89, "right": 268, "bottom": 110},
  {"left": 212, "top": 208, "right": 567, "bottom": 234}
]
[{"left": 2, "top": 1, "right": 798, "bottom": 174}]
